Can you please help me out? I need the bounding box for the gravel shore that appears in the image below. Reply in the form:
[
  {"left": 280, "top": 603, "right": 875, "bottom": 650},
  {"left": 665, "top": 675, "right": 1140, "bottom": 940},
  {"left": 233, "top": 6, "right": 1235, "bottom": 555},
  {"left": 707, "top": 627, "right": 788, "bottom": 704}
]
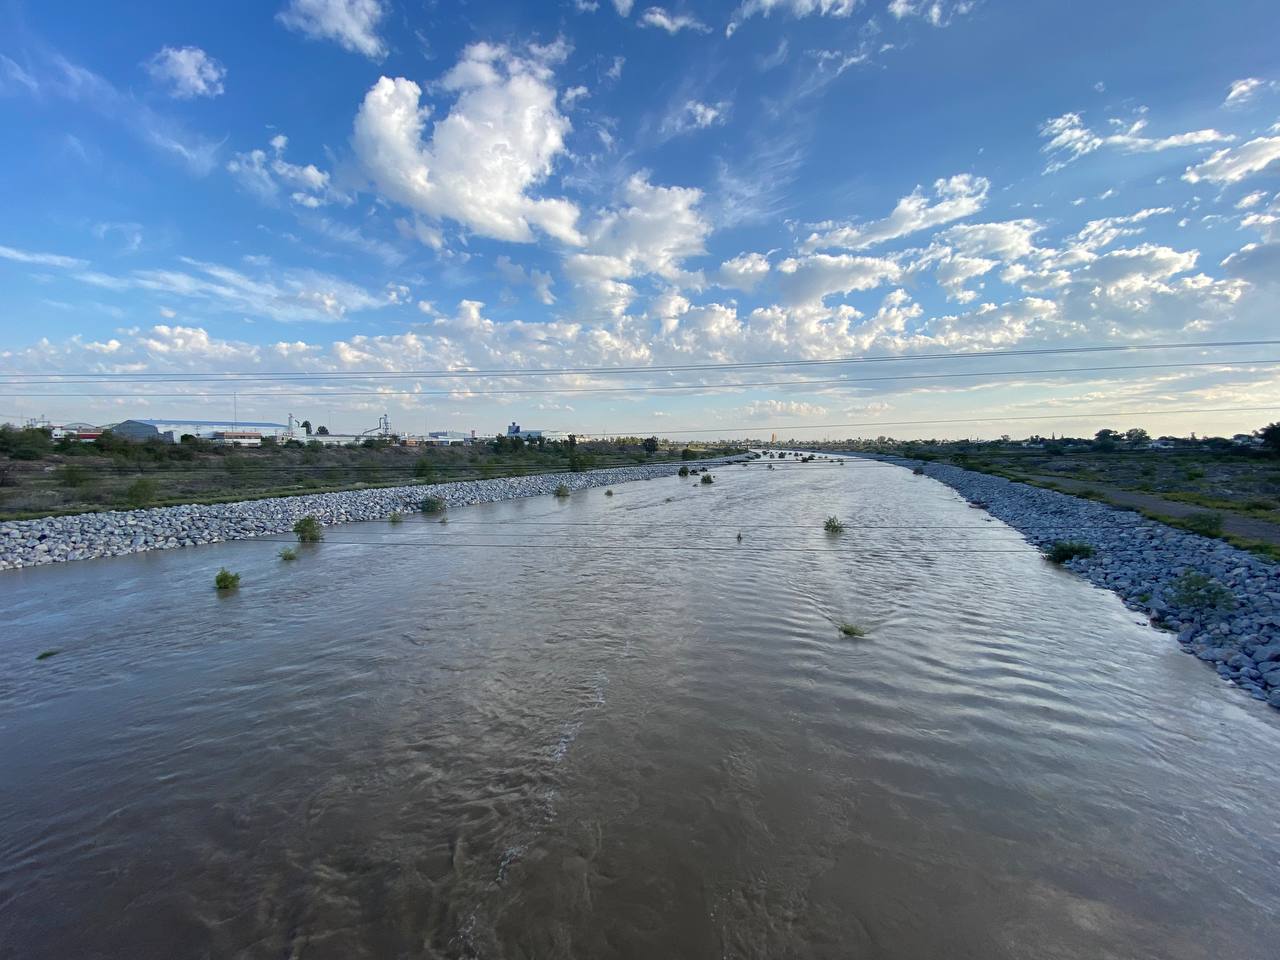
[
  {"left": 0, "top": 457, "right": 741, "bottom": 572},
  {"left": 889, "top": 458, "right": 1280, "bottom": 710}
]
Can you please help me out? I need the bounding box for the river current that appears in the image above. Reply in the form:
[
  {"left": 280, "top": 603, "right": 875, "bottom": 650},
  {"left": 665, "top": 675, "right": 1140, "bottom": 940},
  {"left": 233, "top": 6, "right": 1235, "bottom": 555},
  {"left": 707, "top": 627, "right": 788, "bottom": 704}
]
[{"left": 2, "top": 456, "right": 1277, "bottom": 958}]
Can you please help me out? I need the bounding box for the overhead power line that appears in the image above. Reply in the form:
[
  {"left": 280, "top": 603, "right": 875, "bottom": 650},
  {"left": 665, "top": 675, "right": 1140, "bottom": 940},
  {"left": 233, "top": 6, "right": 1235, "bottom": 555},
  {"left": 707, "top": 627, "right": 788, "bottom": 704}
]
[
  {"left": 1, "top": 338, "right": 1278, "bottom": 384},
  {"left": 551, "top": 405, "right": 1280, "bottom": 436},
  {"left": 3, "top": 357, "right": 1276, "bottom": 398},
  {"left": 253, "top": 535, "right": 1043, "bottom": 555}
]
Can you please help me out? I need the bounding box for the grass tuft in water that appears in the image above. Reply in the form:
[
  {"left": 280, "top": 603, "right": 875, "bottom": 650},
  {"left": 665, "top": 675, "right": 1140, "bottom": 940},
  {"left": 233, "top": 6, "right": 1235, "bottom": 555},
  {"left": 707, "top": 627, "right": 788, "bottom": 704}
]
[
  {"left": 215, "top": 567, "right": 241, "bottom": 590},
  {"left": 823, "top": 516, "right": 845, "bottom": 534},
  {"left": 1047, "top": 541, "right": 1094, "bottom": 564},
  {"left": 554, "top": 483, "right": 571, "bottom": 498},
  {"left": 421, "top": 496, "right": 447, "bottom": 514},
  {"left": 36, "top": 649, "right": 61, "bottom": 661},
  {"left": 278, "top": 547, "right": 298, "bottom": 561},
  {"left": 700, "top": 473, "right": 715, "bottom": 485},
  {"left": 389, "top": 510, "right": 404, "bottom": 524},
  {"left": 605, "top": 488, "right": 614, "bottom": 497},
  {"left": 838, "top": 622, "right": 867, "bottom": 638}
]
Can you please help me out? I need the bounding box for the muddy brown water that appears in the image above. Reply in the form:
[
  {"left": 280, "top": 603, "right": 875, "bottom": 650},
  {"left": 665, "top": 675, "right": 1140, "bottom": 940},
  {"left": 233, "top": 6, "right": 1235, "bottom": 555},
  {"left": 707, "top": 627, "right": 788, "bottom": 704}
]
[{"left": 2, "top": 458, "right": 1278, "bottom": 959}]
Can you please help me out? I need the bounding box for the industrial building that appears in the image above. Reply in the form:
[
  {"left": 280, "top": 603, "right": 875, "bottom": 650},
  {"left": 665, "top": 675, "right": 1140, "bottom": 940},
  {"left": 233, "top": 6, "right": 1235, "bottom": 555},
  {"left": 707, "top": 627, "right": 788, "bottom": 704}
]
[
  {"left": 504, "top": 421, "right": 573, "bottom": 443},
  {"left": 108, "top": 419, "right": 292, "bottom": 445}
]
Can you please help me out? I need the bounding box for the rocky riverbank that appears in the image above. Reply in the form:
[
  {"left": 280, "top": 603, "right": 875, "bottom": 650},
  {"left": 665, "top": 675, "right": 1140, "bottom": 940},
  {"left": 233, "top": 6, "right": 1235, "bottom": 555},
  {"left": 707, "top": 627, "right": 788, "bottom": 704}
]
[
  {"left": 0, "top": 457, "right": 742, "bottom": 571},
  {"left": 890, "top": 458, "right": 1280, "bottom": 710}
]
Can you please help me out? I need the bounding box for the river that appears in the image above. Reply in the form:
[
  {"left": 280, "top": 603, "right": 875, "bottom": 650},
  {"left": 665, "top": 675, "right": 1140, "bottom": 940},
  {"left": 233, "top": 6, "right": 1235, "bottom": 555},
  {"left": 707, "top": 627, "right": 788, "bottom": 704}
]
[{"left": 2, "top": 456, "right": 1277, "bottom": 959}]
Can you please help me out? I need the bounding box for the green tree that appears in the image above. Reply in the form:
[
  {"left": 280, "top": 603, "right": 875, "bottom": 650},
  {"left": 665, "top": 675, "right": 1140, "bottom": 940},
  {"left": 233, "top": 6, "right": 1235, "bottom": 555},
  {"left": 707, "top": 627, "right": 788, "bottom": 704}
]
[
  {"left": 301, "top": 419, "right": 312, "bottom": 435},
  {"left": 1259, "top": 422, "right": 1280, "bottom": 455},
  {"left": 1125, "top": 427, "right": 1150, "bottom": 445},
  {"left": 1093, "top": 428, "right": 1120, "bottom": 452},
  {"left": 316, "top": 425, "right": 330, "bottom": 435},
  {"left": 643, "top": 436, "right": 659, "bottom": 455}
]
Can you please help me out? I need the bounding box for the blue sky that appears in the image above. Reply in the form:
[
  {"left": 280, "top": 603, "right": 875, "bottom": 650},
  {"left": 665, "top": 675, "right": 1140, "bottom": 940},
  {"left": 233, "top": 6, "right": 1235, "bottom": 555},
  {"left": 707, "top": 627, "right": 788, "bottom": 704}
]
[{"left": 2, "top": 0, "right": 1279, "bottom": 438}]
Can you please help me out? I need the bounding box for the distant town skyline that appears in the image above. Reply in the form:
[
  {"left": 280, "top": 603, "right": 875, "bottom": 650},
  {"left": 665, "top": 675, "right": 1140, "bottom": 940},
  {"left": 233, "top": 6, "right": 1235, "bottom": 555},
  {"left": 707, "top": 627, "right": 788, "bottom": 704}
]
[{"left": 2, "top": 0, "right": 1279, "bottom": 439}]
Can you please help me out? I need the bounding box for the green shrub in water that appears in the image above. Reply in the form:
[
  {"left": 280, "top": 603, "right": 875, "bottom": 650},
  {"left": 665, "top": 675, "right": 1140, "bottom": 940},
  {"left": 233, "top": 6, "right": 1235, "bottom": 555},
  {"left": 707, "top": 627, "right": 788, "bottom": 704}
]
[
  {"left": 278, "top": 547, "right": 298, "bottom": 561},
  {"left": 421, "top": 496, "right": 447, "bottom": 514},
  {"left": 293, "top": 516, "right": 324, "bottom": 542},
  {"left": 700, "top": 473, "right": 715, "bottom": 485},
  {"left": 214, "top": 567, "right": 241, "bottom": 590},
  {"left": 823, "top": 516, "right": 845, "bottom": 534},
  {"left": 554, "top": 483, "right": 570, "bottom": 498}
]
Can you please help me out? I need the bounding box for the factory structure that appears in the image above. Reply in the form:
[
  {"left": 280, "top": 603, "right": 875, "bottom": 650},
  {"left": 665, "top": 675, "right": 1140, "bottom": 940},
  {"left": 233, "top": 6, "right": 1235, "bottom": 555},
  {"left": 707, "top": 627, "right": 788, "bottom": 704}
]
[{"left": 29, "top": 413, "right": 576, "bottom": 448}]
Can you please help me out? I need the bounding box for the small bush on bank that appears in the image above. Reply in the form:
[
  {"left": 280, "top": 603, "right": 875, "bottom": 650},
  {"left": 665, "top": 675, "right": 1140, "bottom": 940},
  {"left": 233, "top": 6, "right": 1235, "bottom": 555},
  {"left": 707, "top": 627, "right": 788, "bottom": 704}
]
[
  {"left": 554, "top": 483, "right": 570, "bottom": 498},
  {"left": 1179, "top": 511, "right": 1224, "bottom": 538},
  {"left": 389, "top": 511, "right": 404, "bottom": 524},
  {"left": 1047, "top": 541, "right": 1094, "bottom": 564},
  {"left": 214, "top": 567, "right": 241, "bottom": 590},
  {"left": 421, "top": 496, "right": 447, "bottom": 514},
  {"left": 293, "top": 516, "right": 324, "bottom": 542},
  {"left": 700, "top": 473, "right": 715, "bottom": 485},
  {"left": 278, "top": 547, "right": 298, "bottom": 561},
  {"left": 838, "top": 622, "right": 867, "bottom": 638},
  {"left": 57, "top": 464, "right": 92, "bottom": 488},
  {"left": 824, "top": 516, "right": 845, "bottom": 534},
  {"left": 124, "top": 478, "right": 159, "bottom": 509},
  {"left": 414, "top": 458, "right": 436, "bottom": 482},
  {"left": 1169, "top": 570, "right": 1235, "bottom": 612}
]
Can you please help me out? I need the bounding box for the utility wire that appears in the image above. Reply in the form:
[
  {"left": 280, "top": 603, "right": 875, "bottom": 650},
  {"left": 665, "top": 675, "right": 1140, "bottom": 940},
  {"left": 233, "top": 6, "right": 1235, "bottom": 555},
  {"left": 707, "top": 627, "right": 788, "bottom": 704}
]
[
  {"left": 252, "top": 535, "right": 1045, "bottom": 555},
  {"left": 2, "top": 338, "right": 1277, "bottom": 383},
  {"left": 3, "top": 358, "right": 1276, "bottom": 398}
]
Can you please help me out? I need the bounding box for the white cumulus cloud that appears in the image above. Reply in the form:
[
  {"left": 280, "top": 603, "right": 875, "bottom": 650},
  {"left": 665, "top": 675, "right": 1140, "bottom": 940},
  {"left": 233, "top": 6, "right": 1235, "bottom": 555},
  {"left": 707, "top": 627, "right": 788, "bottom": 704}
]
[
  {"left": 227, "top": 134, "right": 343, "bottom": 208},
  {"left": 775, "top": 253, "right": 901, "bottom": 305},
  {"left": 718, "top": 252, "right": 771, "bottom": 290},
  {"left": 726, "top": 0, "right": 858, "bottom": 36},
  {"left": 1223, "top": 77, "right": 1277, "bottom": 108},
  {"left": 1040, "top": 111, "right": 1233, "bottom": 173},
  {"left": 277, "top": 0, "right": 389, "bottom": 60},
  {"left": 565, "top": 173, "right": 711, "bottom": 317},
  {"left": 639, "top": 7, "right": 711, "bottom": 33},
  {"left": 144, "top": 46, "right": 226, "bottom": 99},
  {"left": 803, "top": 174, "right": 989, "bottom": 251},
  {"left": 352, "top": 43, "right": 582, "bottom": 245},
  {"left": 662, "top": 99, "right": 730, "bottom": 135},
  {"left": 1182, "top": 136, "right": 1280, "bottom": 185}
]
